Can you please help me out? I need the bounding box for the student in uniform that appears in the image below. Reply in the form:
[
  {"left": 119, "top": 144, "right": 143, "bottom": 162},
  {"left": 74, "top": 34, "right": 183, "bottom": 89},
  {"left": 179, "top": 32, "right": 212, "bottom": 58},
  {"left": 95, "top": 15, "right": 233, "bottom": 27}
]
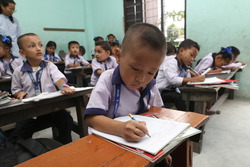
[
  {"left": 0, "top": 34, "right": 22, "bottom": 79},
  {"left": 166, "top": 42, "right": 176, "bottom": 56},
  {"left": 11, "top": 33, "right": 75, "bottom": 144},
  {"left": 85, "top": 23, "right": 171, "bottom": 167},
  {"left": 90, "top": 41, "right": 117, "bottom": 86},
  {"left": 91, "top": 36, "right": 104, "bottom": 59},
  {"left": 222, "top": 46, "right": 246, "bottom": 70},
  {"left": 64, "top": 41, "right": 91, "bottom": 86},
  {"left": 194, "top": 47, "right": 233, "bottom": 74},
  {"left": 156, "top": 39, "right": 205, "bottom": 111},
  {"left": 43, "top": 41, "right": 63, "bottom": 63}
]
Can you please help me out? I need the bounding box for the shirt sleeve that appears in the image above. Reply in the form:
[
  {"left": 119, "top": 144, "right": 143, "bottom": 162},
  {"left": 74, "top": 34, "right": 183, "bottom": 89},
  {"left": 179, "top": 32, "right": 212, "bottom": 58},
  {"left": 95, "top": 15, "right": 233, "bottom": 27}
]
[
  {"left": 48, "top": 62, "right": 67, "bottom": 83},
  {"left": 195, "top": 56, "right": 213, "bottom": 73},
  {"left": 11, "top": 68, "right": 23, "bottom": 95},
  {"left": 164, "top": 60, "right": 183, "bottom": 87}
]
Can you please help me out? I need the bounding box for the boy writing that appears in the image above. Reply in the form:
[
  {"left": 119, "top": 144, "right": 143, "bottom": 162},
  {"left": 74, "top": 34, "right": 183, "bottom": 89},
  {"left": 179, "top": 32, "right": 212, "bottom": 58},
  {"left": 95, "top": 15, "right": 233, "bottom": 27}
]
[
  {"left": 11, "top": 33, "right": 75, "bottom": 144},
  {"left": 85, "top": 23, "right": 171, "bottom": 166},
  {"left": 156, "top": 39, "right": 205, "bottom": 111}
]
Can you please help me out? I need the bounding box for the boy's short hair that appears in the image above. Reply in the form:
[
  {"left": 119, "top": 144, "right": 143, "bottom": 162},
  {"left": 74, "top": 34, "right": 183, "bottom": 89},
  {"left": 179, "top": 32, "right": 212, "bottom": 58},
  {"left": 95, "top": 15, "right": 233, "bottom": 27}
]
[
  {"left": 17, "top": 33, "right": 37, "bottom": 49},
  {"left": 95, "top": 41, "right": 112, "bottom": 53},
  {"left": 177, "top": 39, "right": 200, "bottom": 54},
  {"left": 121, "top": 23, "right": 166, "bottom": 55},
  {"left": 68, "top": 41, "right": 79, "bottom": 49}
]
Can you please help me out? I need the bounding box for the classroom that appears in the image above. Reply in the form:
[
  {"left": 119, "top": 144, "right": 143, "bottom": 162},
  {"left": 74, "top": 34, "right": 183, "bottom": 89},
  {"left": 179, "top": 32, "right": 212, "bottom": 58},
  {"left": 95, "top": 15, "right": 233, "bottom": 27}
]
[{"left": 1, "top": 0, "right": 250, "bottom": 167}]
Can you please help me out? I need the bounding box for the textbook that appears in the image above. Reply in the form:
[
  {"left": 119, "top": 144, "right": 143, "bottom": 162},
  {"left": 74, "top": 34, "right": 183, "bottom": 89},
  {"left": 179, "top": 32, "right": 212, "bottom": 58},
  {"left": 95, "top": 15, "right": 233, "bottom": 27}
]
[
  {"left": 90, "top": 115, "right": 193, "bottom": 156},
  {"left": 187, "top": 77, "right": 238, "bottom": 85}
]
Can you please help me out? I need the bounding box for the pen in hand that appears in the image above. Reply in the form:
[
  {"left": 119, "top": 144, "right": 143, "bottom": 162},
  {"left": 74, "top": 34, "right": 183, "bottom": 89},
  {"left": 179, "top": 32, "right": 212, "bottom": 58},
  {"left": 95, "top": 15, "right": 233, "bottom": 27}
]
[
  {"left": 187, "top": 66, "right": 199, "bottom": 76},
  {"left": 129, "top": 113, "right": 151, "bottom": 137}
]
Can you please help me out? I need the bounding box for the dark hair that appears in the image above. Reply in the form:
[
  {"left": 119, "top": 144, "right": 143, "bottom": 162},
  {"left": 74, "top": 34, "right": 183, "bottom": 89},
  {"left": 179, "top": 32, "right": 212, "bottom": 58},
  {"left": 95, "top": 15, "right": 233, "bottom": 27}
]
[
  {"left": 228, "top": 46, "right": 240, "bottom": 57},
  {"left": 121, "top": 23, "right": 167, "bottom": 55},
  {"left": 0, "top": 34, "right": 12, "bottom": 48},
  {"left": 217, "top": 47, "right": 234, "bottom": 61},
  {"left": 45, "top": 41, "right": 56, "bottom": 54},
  {"left": 177, "top": 39, "right": 200, "bottom": 54},
  {"left": 0, "top": 0, "right": 16, "bottom": 23},
  {"left": 17, "top": 33, "right": 37, "bottom": 49},
  {"left": 166, "top": 42, "right": 176, "bottom": 55},
  {"left": 93, "top": 36, "right": 104, "bottom": 43},
  {"left": 79, "top": 45, "right": 86, "bottom": 56},
  {"left": 95, "top": 41, "right": 112, "bottom": 53},
  {"left": 68, "top": 41, "right": 79, "bottom": 49},
  {"left": 110, "top": 41, "right": 120, "bottom": 47}
]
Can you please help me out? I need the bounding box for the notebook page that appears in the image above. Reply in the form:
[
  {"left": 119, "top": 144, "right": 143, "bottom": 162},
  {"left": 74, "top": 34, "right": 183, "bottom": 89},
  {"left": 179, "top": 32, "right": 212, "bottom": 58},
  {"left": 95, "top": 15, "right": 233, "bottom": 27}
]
[{"left": 91, "top": 115, "right": 190, "bottom": 155}]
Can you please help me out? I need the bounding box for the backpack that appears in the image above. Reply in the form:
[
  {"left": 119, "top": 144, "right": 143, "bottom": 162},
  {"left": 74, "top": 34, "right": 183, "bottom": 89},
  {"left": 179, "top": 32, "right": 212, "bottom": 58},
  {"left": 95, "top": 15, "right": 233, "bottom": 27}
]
[{"left": 0, "top": 129, "right": 63, "bottom": 167}]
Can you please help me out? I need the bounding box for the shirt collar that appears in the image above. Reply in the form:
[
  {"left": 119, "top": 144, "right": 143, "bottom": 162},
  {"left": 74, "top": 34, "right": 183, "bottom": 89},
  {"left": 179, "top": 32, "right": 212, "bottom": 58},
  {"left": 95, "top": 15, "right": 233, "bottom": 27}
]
[
  {"left": 21, "top": 60, "right": 47, "bottom": 72},
  {"left": 175, "top": 56, "right": 188, "bottom": 71},
  {"left": 97, "top": 56, "right": 111, "bottom": 63},
  {"left": 70, "top": 54, "right": 80, "bottom": 59}
]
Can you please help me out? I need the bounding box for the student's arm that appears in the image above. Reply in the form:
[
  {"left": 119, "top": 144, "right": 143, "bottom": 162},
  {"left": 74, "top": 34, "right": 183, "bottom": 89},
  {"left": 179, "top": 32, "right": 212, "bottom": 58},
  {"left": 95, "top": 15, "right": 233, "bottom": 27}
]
[
  {"left": 85, "top": 115, "right": 148, "bottom": 142},
  {"left": 182, "top": 75, "right": 205, "bottom": 84},
  {"left": 14, "top": 91, "right": 28, "bottom": 100}
]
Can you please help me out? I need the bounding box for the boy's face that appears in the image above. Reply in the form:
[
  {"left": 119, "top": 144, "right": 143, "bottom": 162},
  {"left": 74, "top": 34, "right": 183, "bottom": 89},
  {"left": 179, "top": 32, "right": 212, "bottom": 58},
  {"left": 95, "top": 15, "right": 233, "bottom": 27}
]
[
  {"left": 117, "top": 44, "right": 164, "bottom": 91},
  {"left": 178, "top": 47, "right": 198, "bottom": 66},
  {"left": 215, "top": 55, "right": 231, "bottom": 67},
  {"left": 19, "top": 35, "right": 44, "bottom": 61},
  {"left": 95, "top": 45, "right": 110, "bottom": 62},
  {"left": 68, "top": 44, "right": 79, "bottom": 56}
]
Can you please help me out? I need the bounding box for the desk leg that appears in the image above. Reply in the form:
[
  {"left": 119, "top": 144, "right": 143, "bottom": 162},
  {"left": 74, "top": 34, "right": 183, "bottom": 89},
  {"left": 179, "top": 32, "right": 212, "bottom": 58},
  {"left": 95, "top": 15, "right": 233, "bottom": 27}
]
[
  {"left": 171, "top": 139, "right": 192, "bottom": 167},
  {"left": 75, "top": 96, "right": 85, "bottom": 138},
  {"left": 192, "top": 125, "right": 206, "bottom": 154},
  {"left": 193, "top": 101, "right": 206, "bottom": 115},
  {"left": 76, "top": 75, "right": 83, "bottom": 87}
]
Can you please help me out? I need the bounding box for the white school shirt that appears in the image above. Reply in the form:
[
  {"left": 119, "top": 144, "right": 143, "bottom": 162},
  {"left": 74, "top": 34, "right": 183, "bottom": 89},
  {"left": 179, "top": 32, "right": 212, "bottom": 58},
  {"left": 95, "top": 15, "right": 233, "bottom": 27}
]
[
  {"left": 11, "top": 60, "right": 67, "bottom": 97},
  {"left": 64, "top": 54, "right": 90, "bottom": 74},
  {"left": 90, "top": 56, "right": 118, "bottom": 86},
  {"left": 222, "top": 62, "right": 242, "bottom": 68},
  {"left": 43, "top": 53, "right": 61, "bottom": 63},
  {"left": 194, "top": 53, "right": 216, "bottom": 73},
  {"left": 85, "top": 66, "right": 163, "bottom": 118},
  {"left": 156, "top": 55, "right": 190, "bottom": 90},
  {"left": 0, "top": 55, "right": 23, "bottom": 77},
  {"left": 0, "top": 14, "right": 21, "bottom": 59}
]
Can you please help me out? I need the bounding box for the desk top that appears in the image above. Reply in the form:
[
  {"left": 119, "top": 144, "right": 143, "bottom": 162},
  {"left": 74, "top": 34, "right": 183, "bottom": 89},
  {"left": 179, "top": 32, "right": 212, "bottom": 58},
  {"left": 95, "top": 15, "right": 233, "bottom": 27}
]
[{"left": 16, "top": 107, "right": 208, "bottom": 167}]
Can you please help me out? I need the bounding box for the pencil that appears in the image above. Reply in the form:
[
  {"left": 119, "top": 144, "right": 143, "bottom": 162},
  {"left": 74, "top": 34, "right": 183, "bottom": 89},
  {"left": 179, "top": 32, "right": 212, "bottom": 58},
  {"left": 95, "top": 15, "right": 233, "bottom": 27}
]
[
  {"left": 187, "top": 66, "right": 199, "bottom": 75},
  {"left": 129, "top": 113, "right": 151, "bottom": 137}
]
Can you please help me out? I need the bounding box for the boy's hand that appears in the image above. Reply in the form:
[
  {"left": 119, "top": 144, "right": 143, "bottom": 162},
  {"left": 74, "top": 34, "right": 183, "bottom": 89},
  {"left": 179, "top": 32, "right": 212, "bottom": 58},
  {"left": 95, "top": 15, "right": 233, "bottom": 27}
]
[
  {"left": 15, "top": 91, "right": 28, "bottom": 100},
  {"left": 212, "top": 68, "right": 222, "bottom": 73},
  {"left": 61, "top": 87, "right": 75, "bottom": 95},
  {"left": 120, "top": 120, "right": 149, "bottom": 142},
  {"left": 75, "top": 63, "right": 80, "bottom": 67},
  {"left": 191, "top": 75, "right": 205, "bottom": 82}
]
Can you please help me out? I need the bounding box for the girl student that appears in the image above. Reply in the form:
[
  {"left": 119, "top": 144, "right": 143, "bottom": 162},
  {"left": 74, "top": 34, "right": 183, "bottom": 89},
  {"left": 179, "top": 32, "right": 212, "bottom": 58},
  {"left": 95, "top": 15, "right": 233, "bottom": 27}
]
[
  {"left": 43, "top": 41, "right": 63, "bottom": 63},
  {"left": 0, "top": 34, "right": 22, "bottom": 79},
  {"left": 194, "top": 47, "right": 234, "bottom": 74},
  {"left": 90, "top": 41, "right": 117, "bottom": 86}
]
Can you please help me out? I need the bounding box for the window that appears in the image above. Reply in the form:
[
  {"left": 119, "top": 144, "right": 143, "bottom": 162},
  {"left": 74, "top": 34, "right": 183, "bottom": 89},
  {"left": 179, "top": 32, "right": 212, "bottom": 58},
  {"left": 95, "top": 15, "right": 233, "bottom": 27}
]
[{"left": 124, "top": 0, "right": 186, "bottom": 45}]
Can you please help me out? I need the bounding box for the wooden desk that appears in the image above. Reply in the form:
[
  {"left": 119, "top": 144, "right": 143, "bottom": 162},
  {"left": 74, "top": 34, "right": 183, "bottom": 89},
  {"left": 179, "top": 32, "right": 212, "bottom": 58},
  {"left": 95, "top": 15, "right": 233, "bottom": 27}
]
[
  {"left": 0, "top": 77, "right": 11, "bottom": 89},
  {"left": 16, "top": 107, "right": 208, "bottom": 167},
  {"left": 65, "top": 66, "right": 92, "bottom": 87},
  {"left": 0, "top": 89, "right": 92, "bottom": 137}
]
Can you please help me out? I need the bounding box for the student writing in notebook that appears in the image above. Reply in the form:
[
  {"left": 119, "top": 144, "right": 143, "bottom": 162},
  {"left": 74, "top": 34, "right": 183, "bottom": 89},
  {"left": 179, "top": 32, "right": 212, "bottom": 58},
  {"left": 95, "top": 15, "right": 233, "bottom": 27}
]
[
  {"left": 194, "top": 47, "right": 233, "bottom": 74},
  {"left": 156, "top": 39, "right": 205, "bottom": 111},
  {"left": 222, "top": 46, "right": 246, "bottom": 70},
  {"left": 90, "top": 41, "right": 117, "bottom": 86},
  {"left": 11, "top": 33, "right": 75, "bottom": 144},
  {"left": 85, "top": 23, "right": 171, "bottom": 166}
]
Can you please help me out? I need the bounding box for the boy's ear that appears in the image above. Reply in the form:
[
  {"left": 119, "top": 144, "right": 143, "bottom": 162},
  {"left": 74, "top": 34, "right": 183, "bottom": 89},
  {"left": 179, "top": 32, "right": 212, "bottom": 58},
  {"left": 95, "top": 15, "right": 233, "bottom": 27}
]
[
  {"left": 19, "top": 49, "right": 26, "bottom": 58},
  {"left": 116, "top": 48, "right": 121, "bottom": 64}
]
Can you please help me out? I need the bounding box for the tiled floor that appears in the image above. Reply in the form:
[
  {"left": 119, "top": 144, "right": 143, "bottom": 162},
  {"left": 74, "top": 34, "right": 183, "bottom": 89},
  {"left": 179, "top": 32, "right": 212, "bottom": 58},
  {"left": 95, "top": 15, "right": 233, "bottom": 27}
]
[{"left": 33, "top": 97, "right": 250, "bottom": 167}]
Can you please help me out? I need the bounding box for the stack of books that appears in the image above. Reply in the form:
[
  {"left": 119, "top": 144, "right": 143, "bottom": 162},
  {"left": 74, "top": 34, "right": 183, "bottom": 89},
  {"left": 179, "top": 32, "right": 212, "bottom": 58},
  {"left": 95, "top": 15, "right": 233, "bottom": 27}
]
[{"left": 0, "top": 91, "right": 11, "bottom": 106}]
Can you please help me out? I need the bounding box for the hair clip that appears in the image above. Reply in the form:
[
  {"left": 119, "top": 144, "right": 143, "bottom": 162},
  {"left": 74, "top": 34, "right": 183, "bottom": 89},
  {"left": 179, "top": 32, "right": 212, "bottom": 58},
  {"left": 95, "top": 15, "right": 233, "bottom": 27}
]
[
  {"left": 221, "top": 47, "right": 232, "bottom": 54},
  {"left": 1, "top": 35, "right": 11, "bottom": 44}
]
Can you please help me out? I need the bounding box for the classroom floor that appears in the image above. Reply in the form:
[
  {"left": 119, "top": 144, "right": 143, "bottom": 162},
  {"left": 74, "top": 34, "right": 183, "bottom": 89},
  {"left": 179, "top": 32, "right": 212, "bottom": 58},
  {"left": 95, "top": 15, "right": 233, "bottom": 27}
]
[{"left": 33, "top": 97, "right": 250, "bottom": 167}]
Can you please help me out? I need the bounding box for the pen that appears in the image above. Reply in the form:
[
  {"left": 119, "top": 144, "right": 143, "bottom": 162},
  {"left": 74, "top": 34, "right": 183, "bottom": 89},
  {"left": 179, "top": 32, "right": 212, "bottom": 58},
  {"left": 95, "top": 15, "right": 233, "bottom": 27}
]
[
  {"left": 187, "top": 66, "right": 199, "bottom": 75},
  {"left": 129, "top": 113, "right": 151, "bottom": 137},
  {"left": 201, "top": 68, "right": 211, "bottom": 76}
]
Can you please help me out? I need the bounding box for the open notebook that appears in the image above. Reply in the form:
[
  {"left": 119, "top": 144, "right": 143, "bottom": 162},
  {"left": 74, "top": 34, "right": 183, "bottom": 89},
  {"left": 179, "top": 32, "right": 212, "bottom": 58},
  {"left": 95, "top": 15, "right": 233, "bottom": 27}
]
[
  {"left": 187, "top": 77, "right": 238, "bottom": 85},
  {"left": 90, "top": 115, "right": 190, "bottom": 155}
]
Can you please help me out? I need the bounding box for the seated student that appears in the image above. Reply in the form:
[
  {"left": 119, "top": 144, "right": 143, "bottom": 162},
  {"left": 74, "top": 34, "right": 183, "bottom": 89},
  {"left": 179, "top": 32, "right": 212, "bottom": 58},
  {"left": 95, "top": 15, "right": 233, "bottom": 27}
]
[
  {"left": 91, "top": 36, "right": 104, "bottom": 59},
  {"left": 110, "top": 41, "right": 120, "bottom": 61},
  {"left": 222, "top": 46, "right": 246, "bottom": 70},
  {"left": 11, "top": 33, "right": 75, "bottom": 144},
  {"left": 43, "top": 41, "right": 63, "bottom": 63},
  {"left": 64, "top": 41, "right": 91, "bottom": 86},
  {"left": 0, "top": 34, "right": 23, "bottom": 79},
  {"left": 106, "top": 33, "right": 119, "bottom": 45},
  {"left": 166, "top": 42, "right": 177, "bottom": 56},
  {"left": 156, "top": 39, "right": 205, "bottom": 111},
  {"left": 194, "top": 47, "right": 234, "bottom": 74},
  {"left": 79, "top": 45, "right": 86, "bottom": 57},
  {"left": 85, "top": 23, "right": 171, "bottom": 167},
  {"left": 90, "top": 41, "right": 117, "bottom": 86}
]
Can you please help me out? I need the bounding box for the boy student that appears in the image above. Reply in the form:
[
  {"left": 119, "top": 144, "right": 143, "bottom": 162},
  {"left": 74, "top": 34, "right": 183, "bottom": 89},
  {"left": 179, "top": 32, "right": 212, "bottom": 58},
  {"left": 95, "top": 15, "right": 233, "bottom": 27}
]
[
  {"left": 85, "top": 23, "right": 171, "bottom": 167},
  {"left": 64, "top": 41, "right": 91, "bottom": 86},
  {"left": 11, "top": 33, "right": 75, "bottom": 144},
  {"left": 90, "top": 41, "right": 117, "bottom": 86},
  {"left": 156, "top": 39, "right": 205, "bottom": 111}
]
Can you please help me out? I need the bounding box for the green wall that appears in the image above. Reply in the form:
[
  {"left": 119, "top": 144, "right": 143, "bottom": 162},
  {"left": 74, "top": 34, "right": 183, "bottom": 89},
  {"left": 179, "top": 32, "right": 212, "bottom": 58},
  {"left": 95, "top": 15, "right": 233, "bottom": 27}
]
[
  {"left": 187, "top": 0, "right": 250, "bottom": 98},
  {"left": 14, "top": 0, "right": 124, "bottom": 60}
]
